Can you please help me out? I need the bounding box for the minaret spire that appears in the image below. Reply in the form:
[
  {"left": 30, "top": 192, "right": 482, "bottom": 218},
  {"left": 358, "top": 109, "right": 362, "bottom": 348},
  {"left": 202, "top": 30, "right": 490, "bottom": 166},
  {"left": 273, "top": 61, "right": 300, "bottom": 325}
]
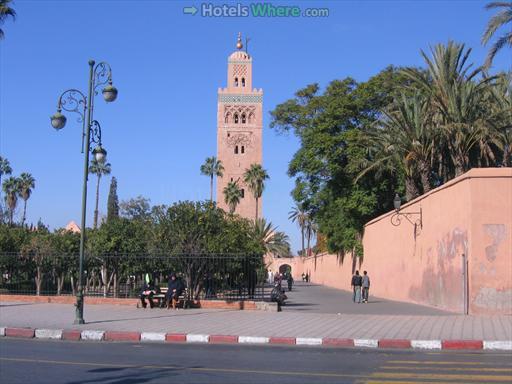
[{"left": 236, "top": 32, "right": 243, "bottom": 50}]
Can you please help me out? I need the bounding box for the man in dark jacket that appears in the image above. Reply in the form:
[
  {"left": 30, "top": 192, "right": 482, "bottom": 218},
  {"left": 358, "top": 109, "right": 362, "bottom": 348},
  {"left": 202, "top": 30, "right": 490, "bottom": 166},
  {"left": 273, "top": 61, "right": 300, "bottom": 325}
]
[
  {"left": 351, "top": 271, "right": 363, "bottom": 303},
  {"left": 166, "top": 273, "right": 185, "bottom": 309}
]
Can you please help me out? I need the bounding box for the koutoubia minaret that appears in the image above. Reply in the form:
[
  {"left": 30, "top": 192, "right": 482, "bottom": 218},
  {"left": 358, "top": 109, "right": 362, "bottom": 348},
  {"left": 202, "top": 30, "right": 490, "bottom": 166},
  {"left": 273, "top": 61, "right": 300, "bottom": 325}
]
[{"left": 216, "top": 33, "right": 263, "bottom": 219}]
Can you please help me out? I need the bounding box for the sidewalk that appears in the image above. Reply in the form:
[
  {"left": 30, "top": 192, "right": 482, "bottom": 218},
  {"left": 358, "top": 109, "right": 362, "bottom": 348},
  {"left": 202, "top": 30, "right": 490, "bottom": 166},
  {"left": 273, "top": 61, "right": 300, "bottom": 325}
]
[{"left": 1, "top": 300, "right": 511, "bottom": 350}]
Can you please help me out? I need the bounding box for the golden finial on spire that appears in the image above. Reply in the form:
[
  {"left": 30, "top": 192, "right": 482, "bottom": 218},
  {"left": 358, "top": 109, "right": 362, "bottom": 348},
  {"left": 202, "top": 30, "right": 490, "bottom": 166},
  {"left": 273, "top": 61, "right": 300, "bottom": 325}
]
[{"left": 236, "top": 32, "right": 243, "bottom": 50}]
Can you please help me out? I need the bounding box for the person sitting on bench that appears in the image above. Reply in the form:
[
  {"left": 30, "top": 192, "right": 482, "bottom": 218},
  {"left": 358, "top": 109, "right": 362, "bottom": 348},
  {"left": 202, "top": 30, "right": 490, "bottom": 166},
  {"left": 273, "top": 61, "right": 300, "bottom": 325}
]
[
  {"left": 166, "top": 273, "right": 184, "bottom": 309},
  {"left": 140, "top": 280, "right": 159, "bottom": 309}
]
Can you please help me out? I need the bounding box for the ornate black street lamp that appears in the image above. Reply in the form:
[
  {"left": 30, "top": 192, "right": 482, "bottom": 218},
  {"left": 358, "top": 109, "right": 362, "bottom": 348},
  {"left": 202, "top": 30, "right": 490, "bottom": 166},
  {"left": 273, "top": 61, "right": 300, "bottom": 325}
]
[
  {"left": 391, "top": 193, "right": 423, "bottom": 237},
  {"left": 50, "top": 60, "right": 117, "bottom": 324}
]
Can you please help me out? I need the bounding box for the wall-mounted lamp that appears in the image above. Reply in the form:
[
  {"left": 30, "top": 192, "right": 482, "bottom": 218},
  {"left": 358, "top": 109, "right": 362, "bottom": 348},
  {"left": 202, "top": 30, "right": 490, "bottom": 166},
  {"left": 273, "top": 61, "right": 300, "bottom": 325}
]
[{"left": 391, "top": 193, "right": 423, "bottom": 237}]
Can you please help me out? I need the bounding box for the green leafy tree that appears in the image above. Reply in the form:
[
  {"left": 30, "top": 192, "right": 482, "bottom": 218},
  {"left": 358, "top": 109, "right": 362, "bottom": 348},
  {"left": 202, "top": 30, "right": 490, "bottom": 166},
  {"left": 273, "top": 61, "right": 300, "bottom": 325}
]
[
  {"left": 89, "top": 159, "right": 111, "bottom": 229},
  {"left": 151, "top": 201, "right": 263, "bottom": 298},
  {"left": 88, "top": 217, "right": 149, "bottom": 297},
  {"left": 2, "top": 176, "right": 19, "bottom": 226},
  {"left": 0, "top": 0, "right": 16, "bottom": 40},
  {"left": 270, "top": 70, "right": 407, "bottom": 255},
  {"left": 200, "top": 156, "right": 224, "bottom": 202},
  {"left": 482, "top": 2, "right": 512, "bottom": 68},
  {"left": 120, "top": 196, "right": 152, "bottom": 221},
  {"left": 18, "top": 173, "right": 35, "bottom": 226},
  {"left": 223, "top": 181, "right": 242, "bottom": 214},
  {"left": 20, "top": 231, "right": 52, "bottom": 296},
  {"left": 51, "top": 228, "right": 80, "bottom": 295},
  {"left": 243, "top": 164, "right": 269, "bottom": 221},
  {"left": 106, "top": 177, "right": 119, "bottom": 223}
]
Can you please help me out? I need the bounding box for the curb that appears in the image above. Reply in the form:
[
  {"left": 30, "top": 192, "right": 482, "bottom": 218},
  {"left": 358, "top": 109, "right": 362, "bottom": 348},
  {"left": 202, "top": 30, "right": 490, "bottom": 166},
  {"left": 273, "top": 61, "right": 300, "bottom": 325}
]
[{"left": 1, "top": 327, "right": 511, "bottom": 351}]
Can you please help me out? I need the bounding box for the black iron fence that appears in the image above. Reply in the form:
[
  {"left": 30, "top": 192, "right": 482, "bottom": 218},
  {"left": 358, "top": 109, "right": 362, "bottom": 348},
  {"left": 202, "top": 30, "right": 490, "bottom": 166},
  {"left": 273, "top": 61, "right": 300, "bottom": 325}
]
[{"left": 0, "top": 253, "right": 268, "bottom": 301}]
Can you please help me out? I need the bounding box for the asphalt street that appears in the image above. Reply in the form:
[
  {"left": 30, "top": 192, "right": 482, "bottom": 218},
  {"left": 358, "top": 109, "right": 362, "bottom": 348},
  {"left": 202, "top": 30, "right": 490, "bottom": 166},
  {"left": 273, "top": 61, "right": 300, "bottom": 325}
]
[{"left": 1, "top": 338, "right": 511, "bottom": 384}]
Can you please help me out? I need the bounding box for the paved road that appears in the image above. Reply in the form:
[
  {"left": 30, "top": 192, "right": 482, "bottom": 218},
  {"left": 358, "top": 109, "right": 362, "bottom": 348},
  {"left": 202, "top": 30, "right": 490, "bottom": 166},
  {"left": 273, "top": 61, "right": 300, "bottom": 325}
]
[
  {"left": 282, "top": 282, "right": 450, "bottom": 315},
  {"left": 1, "top": 338, "right": 511, "bottom": 384}
]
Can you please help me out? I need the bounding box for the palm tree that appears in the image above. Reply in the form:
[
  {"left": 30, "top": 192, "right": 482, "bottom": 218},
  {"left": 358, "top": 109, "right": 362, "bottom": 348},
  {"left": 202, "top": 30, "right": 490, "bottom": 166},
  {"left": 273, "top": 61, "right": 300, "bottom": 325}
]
[
  {"left": 18, "top": 172, "right": 35, "bottom": 226},
  {"left": 251, "top": 218, "right": 291, "bottom": 257},
  {"left": 2, "top": 176, "right": 18, "bottom": 225},
  {"left": 305, "top": 220, "right": 318, "bottom": 255},
  {"left": 403, "top": 41, "right": 494, "bottom": 178},
  {"left": 288, "top": 204, "right": 308, "bottom": 256},
  {"left": 0, "top": 156, "right": 12, "bottom": 201},
  {"left": 0, "top": 0, "right": 16, "bottom": 40},
  {"left": 377, "top": 93, "right": 436, "bottom": 195},
  {"left": 223, "top": 181, "right": 242, "bottom": 214},
  {"left": 243, "top": 163, "right": 269, "bottom": 221},
  {"left": 200, "top": 156, "right": 224, "bottom": 202},
  {"left": 89, "top": 159, "right": 111, "bottom": 228},
  {"left": 482, "top": 2, "right": 512, "bottom": 68}
]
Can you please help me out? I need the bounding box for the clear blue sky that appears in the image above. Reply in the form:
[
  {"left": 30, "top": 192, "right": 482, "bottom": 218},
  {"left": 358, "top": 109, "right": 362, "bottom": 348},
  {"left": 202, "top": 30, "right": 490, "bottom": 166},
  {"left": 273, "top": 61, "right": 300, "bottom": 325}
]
[{"left": 0, "top": 0, "right": 509, "bottom": 253}]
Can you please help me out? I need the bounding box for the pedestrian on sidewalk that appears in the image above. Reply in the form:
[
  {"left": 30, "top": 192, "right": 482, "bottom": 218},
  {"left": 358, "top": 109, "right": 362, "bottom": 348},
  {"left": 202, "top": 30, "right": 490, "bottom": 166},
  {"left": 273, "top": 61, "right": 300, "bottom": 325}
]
[
  {"left": 351, "top": 270, "right": 362, "bottom": 303},
  {"left": 362, "top": 271, "right": 370, "bottom": 303},
  {"left": 287, "top": 273, "right": 294, "bottom": 291}
]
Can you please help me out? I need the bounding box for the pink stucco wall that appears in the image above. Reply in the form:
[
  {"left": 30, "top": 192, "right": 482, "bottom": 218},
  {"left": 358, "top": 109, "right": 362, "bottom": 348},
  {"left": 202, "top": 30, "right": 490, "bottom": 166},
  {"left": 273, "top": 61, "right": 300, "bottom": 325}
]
[{"left": 268, "top": 168, "right": 512, "bottom": 315}]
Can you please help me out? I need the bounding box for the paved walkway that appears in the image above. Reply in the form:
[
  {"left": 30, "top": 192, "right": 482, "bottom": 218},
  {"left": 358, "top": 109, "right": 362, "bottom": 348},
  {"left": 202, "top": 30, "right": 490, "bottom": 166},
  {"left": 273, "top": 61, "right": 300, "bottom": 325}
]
[
  {"left": 283, "top": 282, "right": 450, "bottom": 315},
  {"left": 1, "top": 301, "right": 510, "bottom": 341}
]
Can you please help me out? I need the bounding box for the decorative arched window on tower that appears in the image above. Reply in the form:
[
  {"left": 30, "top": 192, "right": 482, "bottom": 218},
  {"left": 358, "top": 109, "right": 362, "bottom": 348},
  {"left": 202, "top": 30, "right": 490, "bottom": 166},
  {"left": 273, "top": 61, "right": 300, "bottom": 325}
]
[
  {"left": 241, "top": 145, "right": 245, "bottom": 154},
  {"left": 241, "top": 189, "right": 245, "bottom": 198},
  {"left": 234, "top": 77, "right": 239, "bottom": 87},
  {"left": 234, "top": 113, "right": 239, "bottom": 124},
  {"left": 248, "top": 113, "right": 254, "bottom": 124},
  {"left": 241, "top": 78, "right": 245, "bottom": 87},
  {"left": 234, "top": 145, "right": 239, "bottom": 154},
  {"left": 225, "top": 112, "right": 231, "bottom": 124},
  {"left": 241, "top": 113, "right": 246, "bottom": 124}
]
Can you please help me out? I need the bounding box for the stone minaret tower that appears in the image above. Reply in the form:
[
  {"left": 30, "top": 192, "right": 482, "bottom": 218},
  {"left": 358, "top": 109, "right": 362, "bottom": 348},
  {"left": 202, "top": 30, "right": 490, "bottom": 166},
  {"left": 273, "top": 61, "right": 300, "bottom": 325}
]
[{"left": 216, "top": 33, "right": 263, "bottom": 219}]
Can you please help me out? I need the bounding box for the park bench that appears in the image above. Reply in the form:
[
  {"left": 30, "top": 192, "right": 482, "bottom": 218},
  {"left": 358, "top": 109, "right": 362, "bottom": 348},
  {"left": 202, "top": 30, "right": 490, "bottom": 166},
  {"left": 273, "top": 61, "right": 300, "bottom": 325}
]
[{"left": 137, "top": 287, "right": 189, "bottom": 309}]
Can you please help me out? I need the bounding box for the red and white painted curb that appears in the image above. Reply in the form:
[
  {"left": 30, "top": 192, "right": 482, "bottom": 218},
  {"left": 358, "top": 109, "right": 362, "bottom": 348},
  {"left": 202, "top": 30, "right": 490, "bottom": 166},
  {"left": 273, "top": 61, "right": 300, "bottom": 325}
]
[{"left": 1, "top": 326, "right": 510, "bottom": 351}]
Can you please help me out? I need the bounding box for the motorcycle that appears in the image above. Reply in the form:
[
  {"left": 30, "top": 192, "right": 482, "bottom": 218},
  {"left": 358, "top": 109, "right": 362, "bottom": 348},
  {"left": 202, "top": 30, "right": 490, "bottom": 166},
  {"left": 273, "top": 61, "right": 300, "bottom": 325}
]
[{"left": 270, "top": 281, "right": 287, "bottom": 306}]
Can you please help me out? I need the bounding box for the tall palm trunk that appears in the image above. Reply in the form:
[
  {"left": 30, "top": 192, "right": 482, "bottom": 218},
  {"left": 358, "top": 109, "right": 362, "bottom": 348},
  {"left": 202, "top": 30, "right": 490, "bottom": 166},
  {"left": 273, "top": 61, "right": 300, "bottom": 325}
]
[
  {"left": 255, "top": 197, "right": 259, "bottom": 221},
  {"left": 301, "top": 227, "right": 305, "bottom": 257},
  {"left": 94, "top": 174, "right": 101, "bottom": 229},
  {"left": 22, "top": 199, "right": 27, "bottom": 226},
  {"left": 405, "top": 177, "right": 420, "bottom": 201},
  {"left": 9, "top": 206, "right": 13, "bottom": 226},
  {"left": 419, "top": 160, "right": 432, "bottom": 194},
  {"left": 210, "top": 175, "right": 213, "bottom": 202}
]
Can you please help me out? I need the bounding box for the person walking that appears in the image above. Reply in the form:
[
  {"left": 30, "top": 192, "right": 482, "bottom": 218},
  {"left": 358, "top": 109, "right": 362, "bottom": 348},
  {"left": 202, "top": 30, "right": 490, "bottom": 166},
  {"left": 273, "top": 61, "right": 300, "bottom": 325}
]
[
  {"left": 362, "top": 270, "right": 370, "bottom": 303},
  {"left": 351, "top": 270, "right": 363, "bottom": 303}
]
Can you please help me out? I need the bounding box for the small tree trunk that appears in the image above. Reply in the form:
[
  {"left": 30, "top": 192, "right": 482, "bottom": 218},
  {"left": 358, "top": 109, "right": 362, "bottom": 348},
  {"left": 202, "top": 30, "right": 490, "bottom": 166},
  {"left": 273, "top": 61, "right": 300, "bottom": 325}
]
[
  {"left": 57, "top": 274, "right": 64, "bottom": 295},
  {"left": 70, "top": 275, "right": 77, "bottom": 296},
  {"left": 255, "top": 197, "right": 259, "bottom": 221},
  {"left": 35, "top": 267, "right": 42, "bottom": 296},
  {"left": 101, "top": 264, "right": 108, "bottom": 297},
  {"left": 113, "top": 272, "right": 118, "bottom": 298}
]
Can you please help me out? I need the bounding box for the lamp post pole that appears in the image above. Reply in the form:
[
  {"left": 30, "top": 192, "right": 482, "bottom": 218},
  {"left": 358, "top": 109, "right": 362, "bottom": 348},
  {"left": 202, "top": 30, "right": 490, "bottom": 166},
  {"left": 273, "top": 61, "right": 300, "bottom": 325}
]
[{"left": 51, "top": 60, "right": 117, "bottom": 324}]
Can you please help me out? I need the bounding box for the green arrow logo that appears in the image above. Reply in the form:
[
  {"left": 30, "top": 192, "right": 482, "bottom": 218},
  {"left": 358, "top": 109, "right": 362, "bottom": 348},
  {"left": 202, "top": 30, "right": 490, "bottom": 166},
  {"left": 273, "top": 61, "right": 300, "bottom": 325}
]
[{"left": 183, "top": 6, "right": 198, "bottom": 15}]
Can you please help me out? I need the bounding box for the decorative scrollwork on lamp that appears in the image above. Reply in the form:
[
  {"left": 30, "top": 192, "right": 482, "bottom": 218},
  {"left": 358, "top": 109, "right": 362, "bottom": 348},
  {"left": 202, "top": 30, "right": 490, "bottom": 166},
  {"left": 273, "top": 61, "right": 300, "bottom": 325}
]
[{"left": 391, "top": 193, "right": 423, "bottom": 238}]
